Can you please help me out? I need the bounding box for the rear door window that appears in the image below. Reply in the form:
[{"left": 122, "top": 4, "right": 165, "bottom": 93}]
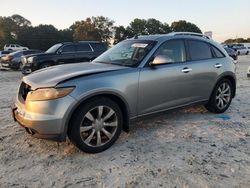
[
  {"left": 211, "top": 46, "right": 225, "bottom": 58},
  {"left": 90, "top": 43, "right": 107, "bottom": 52},
  {"left": 188, "top": 40, "right": 213, "bottom": 61},
  {"left": 61, "top": 45, "right": 76, "bottom": 53},
  {"left": 76, "top": 43, "right": 92, "bottom": 52}
]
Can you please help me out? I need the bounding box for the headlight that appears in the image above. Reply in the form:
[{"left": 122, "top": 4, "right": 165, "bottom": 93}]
[
  {"left": 26, "top": 87, "right": 74, "bottom": 101},
  {"left": 27, "top": 56, "right": 36, "bottom": 63}
]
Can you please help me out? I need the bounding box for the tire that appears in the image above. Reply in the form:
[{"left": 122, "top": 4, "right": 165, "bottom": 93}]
[
  {"left": 205, "top": 79, "right": 233, "bottom": 113},
  {"left": 246, "top": 51, "right": 249, "bottom": 55},
  {"left": 68, "top": 97, "right": 123, "bottom": 153},
  {"left": 22, "top": 67, "right": 32, "bottom": 75}
]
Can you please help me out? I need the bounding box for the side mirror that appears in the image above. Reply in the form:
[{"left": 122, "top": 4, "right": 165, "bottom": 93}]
[
  {"left": 150, "top": 55, "right": 174, "bottom": 66},
  {"left": 57, "top": 49, "right": 62, "bottom": 54}
]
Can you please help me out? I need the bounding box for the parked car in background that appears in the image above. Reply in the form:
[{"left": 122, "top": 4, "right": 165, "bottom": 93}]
[
  {"left": 0, "top": 50, "right": 11, "bottom": 58},
  {"left": 20, "top": 41, "right": 107, "bottom": 74},
  {"left": 224, "top": 47, "right": 238, "bottom": 60},
  {"left": 1, "top": 50, "right": 43, "bottom": 70},
  {"left": 4, "top": 44, "right": 29, "bottom": 51},
  {"left": 240, "top": 43, "right": 250, "bottom": 50},
  {"left": 12, "top": 32, "right": 236, "bottom": 153},
  {"left": 232, "top": 46, "right": 249, "bottom": 55}
]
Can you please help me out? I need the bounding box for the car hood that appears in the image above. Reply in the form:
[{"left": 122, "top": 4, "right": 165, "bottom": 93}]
[
  {"left": 23, "top": 62, "right": 129, "bottom": 89},
  {"left": 23, "top": 52, "right": 51, "bottom": 59}
]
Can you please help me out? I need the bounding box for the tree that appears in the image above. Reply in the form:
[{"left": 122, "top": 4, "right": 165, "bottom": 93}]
[
  {"left": 224, "top": 39, "right": 235, "bottom": 44},
  {"left": 235, "top": 38, "right": 246, "bottom": 43},
  {"left": 10, "top": 14, "right": 31, "bottom": 27},
  {"left": 224, "top": 38, "right": 250, "bottom": 44},
  {"left": 114, "top": 18, "right": 171, "bottom": 44},
  {"left": 0, "top": 16, "right": 17, "bottom": 48},
  {"left": 171, "top": 20, "right": 202, "bottom": 33},
  {"left": 145, "top": 18, "right": 171, "bottom": 35},
  {"left": 72, "top": 16, "right": 114, "bottom": 44},
  {"left": 92, "top": 16, "right": 114, "bottom": 43},
  {"left": 128, "top": 18, "right": 147, "bottom": 35},
  {"left": 113, "top": 25, "right": 133, "bottom": 44}
]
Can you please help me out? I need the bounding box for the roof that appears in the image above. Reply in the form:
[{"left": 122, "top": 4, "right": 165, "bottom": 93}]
[{"left": 130, "top": 32, "right": 211, "bottom": 41}]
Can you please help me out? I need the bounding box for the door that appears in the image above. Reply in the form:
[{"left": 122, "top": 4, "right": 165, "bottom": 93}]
[
  {"left": 185, "top": 40, "right": 225, "bottom": 101},
  {"left": 57, "top": 44, "right": 76, "bottom": 64},
  {"left": 138, "top": 39, "right": 195, "bottom": 116},
  {"left": 75, "top": 43, "right": 94, "bottom": 62}
]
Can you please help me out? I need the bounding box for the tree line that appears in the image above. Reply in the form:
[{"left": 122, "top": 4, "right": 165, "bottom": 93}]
[
  {"left": 0, "top": 14, "right": 203, "bottom": 50},
  {"left": 224, "top": 38, "right": 250, "bottom": 44}
]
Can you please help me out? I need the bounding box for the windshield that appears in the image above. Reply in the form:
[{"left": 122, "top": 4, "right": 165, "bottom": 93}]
[
  {"left": 9, "top": 51, "right": 23, "bottom": 57},
  {"left": 46, "top": 44, "right": 63, "bottom": 53},
  {"left": 94, "top": 40, "right": 156, "bottom": 67}
]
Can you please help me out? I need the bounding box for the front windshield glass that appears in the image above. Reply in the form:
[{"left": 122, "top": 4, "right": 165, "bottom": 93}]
[
  {"left": 94, "top": 40, "right": 156, "bottom": 67},
  {"left": 46, "top": 44, "right": 63, "bottom": 53}
]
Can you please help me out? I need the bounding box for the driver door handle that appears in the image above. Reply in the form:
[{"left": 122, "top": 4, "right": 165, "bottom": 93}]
[
  {"left": 182, "top": 67, "right": 192, "bottom": 73},
  {"left": 215, "top": 63, "right": 222, "bottom": 68}
]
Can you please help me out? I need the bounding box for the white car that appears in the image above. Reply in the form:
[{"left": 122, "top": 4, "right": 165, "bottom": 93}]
[
  {"left": 235, "top": 46, "right": 249, "bottom": 55},
  {"left": 3, "top": 44, "right": 29, "bottom": 51}
]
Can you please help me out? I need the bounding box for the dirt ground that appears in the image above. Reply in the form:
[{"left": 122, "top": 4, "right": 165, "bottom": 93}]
[{"left": 0, "top": 56, "right": 250, "bottom": 188}]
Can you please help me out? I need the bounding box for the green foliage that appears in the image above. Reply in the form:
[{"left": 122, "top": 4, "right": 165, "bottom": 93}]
[
  {"left": 0, "top": 14, "right": 204, "bottom": 50},
  {"left": 114, "top": 18, "right": 199, "bottom": 44},
  {"left": 224, "top": 38, "right": 250, "bottom": 44},
  {"left": 72, "top": 16, "right": 114, "bottom": 44},
  {"left": 171, "top": 20, "right": 202, "bottom": 33}
]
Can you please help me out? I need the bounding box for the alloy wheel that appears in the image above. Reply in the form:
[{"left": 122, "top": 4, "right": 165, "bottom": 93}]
[
  {"left": 215, "top": 82, "right": 231, "bottom": 109},
  {"left": 80, "top": 106, "right": 118, "bottom": 147}
]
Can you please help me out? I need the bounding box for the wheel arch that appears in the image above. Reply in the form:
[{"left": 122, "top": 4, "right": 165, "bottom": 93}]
[
  {"left": 62, "top": 92, "right": 130, "bottom": 141},
  {"left": 210, "top": 72, "right": 236, "bottom": 99}
]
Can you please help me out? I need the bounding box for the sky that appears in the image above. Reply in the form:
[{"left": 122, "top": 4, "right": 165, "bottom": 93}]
[{"left": 1, "top": 0, "right": 250, "bottom": 42}]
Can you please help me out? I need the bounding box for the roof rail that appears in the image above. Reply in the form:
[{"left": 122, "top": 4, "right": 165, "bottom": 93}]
[{"left": 169, "top": 32, "right": 211, "bottom": 39}]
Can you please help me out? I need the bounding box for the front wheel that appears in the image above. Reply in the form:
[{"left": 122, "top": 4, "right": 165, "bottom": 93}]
[
  {"left": 68, "top": 97, "right": 123, "bottom": 153},
  {"left": 205, "top": 79, "right": 233, "bottom": 113}
]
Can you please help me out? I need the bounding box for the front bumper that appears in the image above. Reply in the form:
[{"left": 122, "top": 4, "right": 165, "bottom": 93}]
[
  {"left": 0, "top": 62, "right": 10, "bottom": 69},
  {"left": 12, "top": 95, "right": 77, "bottom": 141}
]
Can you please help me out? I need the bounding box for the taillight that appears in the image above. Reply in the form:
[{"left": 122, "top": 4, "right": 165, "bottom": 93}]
[{"left": 7, "top": 55, "right": 14, "bottom": 61}]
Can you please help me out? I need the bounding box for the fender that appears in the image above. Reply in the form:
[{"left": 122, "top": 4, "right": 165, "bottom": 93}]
[
  {"left": 60, "top": 90, "right": 131, "bottom": 140},
  {"left": 209, "top": 71, "right": 236, "bottom": 99}
]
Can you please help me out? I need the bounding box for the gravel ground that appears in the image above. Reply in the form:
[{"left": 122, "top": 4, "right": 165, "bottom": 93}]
[{"left": 0, "top": 56, "right": 250, "bottom": 188}]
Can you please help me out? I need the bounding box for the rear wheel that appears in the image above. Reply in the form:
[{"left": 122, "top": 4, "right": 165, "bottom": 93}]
[
  {"left": 68, "top": 97, "right": 123, "bottom": 153},
  {"left": 205, "top": 79, "right": 233, "bottom": 113}
]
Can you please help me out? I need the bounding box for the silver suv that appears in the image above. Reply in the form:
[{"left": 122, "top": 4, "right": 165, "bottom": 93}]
[{"left": 12, "top": 32, "right": 236, "bottom": 153}]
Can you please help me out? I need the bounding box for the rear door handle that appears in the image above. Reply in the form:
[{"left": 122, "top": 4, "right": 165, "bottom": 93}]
[
  {"left": 215, "top": 63, "right": 222, "bottom": 68},
  {"left": 182, "top": 67, "right": 192, "bottom": 73}
]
